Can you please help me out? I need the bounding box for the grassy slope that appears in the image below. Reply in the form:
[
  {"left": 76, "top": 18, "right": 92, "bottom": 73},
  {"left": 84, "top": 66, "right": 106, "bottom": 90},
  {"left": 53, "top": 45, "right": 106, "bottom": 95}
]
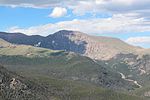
[
  {"left": 31, "top": 76, "right": 144, "bottom": 100},
  {"left": 0, "top": 54, "right": 139, "bottom": 90},
  {"left": 0, "top": 44, "right": 60, "bottom": 57},
  {"left": 0, "top": 38, "right": 11, "bottom": 47}
]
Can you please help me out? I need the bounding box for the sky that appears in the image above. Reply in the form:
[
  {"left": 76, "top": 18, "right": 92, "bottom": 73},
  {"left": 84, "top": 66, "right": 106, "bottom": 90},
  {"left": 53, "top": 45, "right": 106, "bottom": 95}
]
[{"left": 0, "top": 0, "right": 150, "bottom": 48}]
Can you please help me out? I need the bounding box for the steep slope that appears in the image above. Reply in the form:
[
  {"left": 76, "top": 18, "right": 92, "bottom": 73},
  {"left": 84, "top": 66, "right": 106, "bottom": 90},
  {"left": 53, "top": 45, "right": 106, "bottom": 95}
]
[
  {"left": 44, "top": 30, "right": 143, "bottom": 60},
  {"left": 0, "top": 65, "right": 50, "bottom": 100},
  {"left": 0, "top": 38, "right": 11, "bottom": 47},
  {"left": 101, "top": 53, "right": 150, "bottom": 98},
  {"left": 105, "top": 54, "right": 150, "bottom": 85},
  {"left": 0, "top": 30, "right": 148, "bottom": 60}
]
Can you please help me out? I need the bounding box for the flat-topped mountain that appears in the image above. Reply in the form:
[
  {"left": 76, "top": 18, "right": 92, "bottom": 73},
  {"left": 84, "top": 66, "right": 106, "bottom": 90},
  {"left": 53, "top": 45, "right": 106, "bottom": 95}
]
[{"left": 1, "top": 30, "right": 149, "bottom": 60}]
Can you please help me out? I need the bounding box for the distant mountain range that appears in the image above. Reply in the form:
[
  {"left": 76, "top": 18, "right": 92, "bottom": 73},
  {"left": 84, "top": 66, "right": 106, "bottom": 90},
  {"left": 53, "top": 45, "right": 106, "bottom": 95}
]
[{"left": 0, "top": 30, "right": 149, "bottom": 60}]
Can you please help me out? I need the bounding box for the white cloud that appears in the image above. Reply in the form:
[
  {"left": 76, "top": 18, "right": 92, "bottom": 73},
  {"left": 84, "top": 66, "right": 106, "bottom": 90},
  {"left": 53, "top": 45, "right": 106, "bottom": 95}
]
[
  {"left": 0, "top": 0, "right": 69, "bottom": 8},
  {"left": 49, "top": 7, "right": 67, "bottom": 18},
  {"left": 1, "top": 0, "right": 150, "bottom": 14},
  {"left": 126, "top": 37, "right": 150, "bottom": 44},
  {"left": 7, "top": 14, "right": 150, "bottom": 36},
  {"left": 66, "top": 0, "right": 150, "bottom": 17},
  {"left": 0, "top": 0, "right": 150, "bottom": 24}
]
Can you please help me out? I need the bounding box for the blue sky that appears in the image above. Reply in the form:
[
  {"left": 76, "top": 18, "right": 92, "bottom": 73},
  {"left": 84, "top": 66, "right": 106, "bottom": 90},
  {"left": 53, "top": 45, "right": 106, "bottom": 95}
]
[{"left": 0, "top": 0, "right": 150, "bottom": 48}]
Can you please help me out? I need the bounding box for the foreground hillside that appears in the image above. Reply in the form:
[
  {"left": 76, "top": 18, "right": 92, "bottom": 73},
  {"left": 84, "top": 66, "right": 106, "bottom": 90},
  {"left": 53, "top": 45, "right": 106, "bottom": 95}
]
[
  {"left": 0, "top": 65, "right": 144, "bottom": 100},
  {"left": 0, "top": 65, "right": 50, "bottom": 100}
]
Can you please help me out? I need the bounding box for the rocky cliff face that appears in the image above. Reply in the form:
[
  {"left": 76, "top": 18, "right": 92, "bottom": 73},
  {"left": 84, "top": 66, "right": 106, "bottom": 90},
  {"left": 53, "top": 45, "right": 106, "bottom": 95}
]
[
  {"left": 43, "top": 30, "right": 144, "bottom": 60},
  {"left": 43, "top": 30, "right": 87, "bottom": 54},
  {"left": 0, "top": 65, "right": 50, "bottom": 100}
]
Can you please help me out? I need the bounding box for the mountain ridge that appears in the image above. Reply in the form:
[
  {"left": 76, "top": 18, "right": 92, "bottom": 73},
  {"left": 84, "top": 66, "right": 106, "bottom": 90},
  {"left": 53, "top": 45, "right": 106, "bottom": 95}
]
[{"left": 0, "top": 30, "right": 149, "bottom": 60}]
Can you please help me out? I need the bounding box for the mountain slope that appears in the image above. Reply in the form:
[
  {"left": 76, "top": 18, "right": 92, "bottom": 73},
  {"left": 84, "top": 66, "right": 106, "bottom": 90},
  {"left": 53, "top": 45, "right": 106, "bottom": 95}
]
[
  {"left": 0, "top": 38, "right": 146, "bottom": 99},
  {"left": 0, "top": 38, "right": 139, "bottom": 91},
  {"left": 0, "top": 38, "right": 61, "bottom": 57},
  {"left": 100, "top": 53, "right": 150, "bottom": 98},
  {"left": 44, "top": 30, "right": 143, "bottom": 60},
  {"left": 0, "top": 65, "right": 50, "bottom": 100},
  {"left": 0, "top": 38, "right": 11, "bottom": 47},
  {"left": 0, "top": 65, "right": 144, "bottom": 100},
  {"left": 1, "top": 30, "right": 149, "bottom": 60},
  {"left": 0, "top": 32, "right": 44, "bottom": 46}
]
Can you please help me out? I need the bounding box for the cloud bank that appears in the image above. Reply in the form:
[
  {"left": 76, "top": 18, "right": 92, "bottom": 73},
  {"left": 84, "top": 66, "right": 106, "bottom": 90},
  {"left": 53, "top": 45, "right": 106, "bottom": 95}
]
[
  {"left": 7, "top": 14, "right": 150, "bottom": 36},
  {"left": 0, "top": 0, "right": 150, "bottom": 18}
]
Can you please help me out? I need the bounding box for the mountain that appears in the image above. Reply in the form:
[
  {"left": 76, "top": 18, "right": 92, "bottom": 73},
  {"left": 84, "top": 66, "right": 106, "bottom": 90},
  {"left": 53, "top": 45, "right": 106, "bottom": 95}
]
[
  {"left": 44, "top": 30, "right": 142, "bottom": 60},
  {"left": 0, "top": 32, "right": 149, "bottom": 99},
  {"left": 1, "top": 30, "right": 149, "bottom": 60},
  {"left": 0, "top": 38, "right": 139, "bottom": 91}
]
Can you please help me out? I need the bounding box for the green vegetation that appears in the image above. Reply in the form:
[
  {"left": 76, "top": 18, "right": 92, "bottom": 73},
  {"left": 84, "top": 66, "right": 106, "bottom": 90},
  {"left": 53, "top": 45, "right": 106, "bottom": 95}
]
[
  {"left": 0, "top": 44, "right": 61, "bottom": 57},
  {"left": 0, "top": 64, "right": 144, "bottom": 100},
  {"left": 24, "top": 75, "right": 145, "bottom": 100},
  {"left": 0, "top": 54, "right": 137, "bottom": 91},
  {"left": 0, "top": 55, "right": 146, "bottom": 99},
  {"left": 0, "top": 38, "right": 148, "bottom": 99}
]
